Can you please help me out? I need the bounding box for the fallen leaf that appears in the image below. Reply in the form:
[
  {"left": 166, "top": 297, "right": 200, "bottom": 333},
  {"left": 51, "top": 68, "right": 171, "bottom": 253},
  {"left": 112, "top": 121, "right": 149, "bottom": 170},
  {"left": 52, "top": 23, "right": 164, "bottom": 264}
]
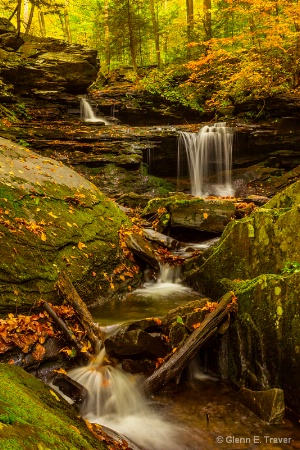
[
  {"left": 40, "top": 232, "right": 47, "bottom": 241},
  {"left": 78, "top": 242, "right": 87, "bottom": 250},
  {"left": 48, "top": 212, "right": 58, "bottom": 218},
  {"left": 49, "top": 389, "right": 60, "bottom": 402}
]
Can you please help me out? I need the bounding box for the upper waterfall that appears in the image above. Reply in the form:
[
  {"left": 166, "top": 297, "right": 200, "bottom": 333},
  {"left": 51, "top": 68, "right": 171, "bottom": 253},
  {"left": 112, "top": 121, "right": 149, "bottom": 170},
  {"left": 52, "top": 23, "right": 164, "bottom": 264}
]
[
  {"left": 178, "top": 123, "right": 234, "bottom": 197},
  {"left": 80, "top": 97, "right": 111, "bottom": 125}
]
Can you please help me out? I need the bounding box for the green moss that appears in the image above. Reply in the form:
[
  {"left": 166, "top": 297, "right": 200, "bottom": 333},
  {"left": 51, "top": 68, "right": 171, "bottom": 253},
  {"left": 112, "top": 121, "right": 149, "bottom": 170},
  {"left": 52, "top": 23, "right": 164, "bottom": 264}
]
[
  {"left": 0, "top": 143, "right": 135, "bottom": 311},
  {"left": 0, "top": 364, "right": 107, "bottom": 450}
]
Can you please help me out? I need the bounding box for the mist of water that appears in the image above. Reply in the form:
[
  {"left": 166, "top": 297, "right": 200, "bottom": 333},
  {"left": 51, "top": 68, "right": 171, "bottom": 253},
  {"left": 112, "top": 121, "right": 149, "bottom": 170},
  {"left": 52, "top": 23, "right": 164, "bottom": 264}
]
[
  {"left": 68, "top": 349, "right": 184, "bottom": 450},
  {"left": 178, "top": 123, "right": 234, "bottom": 197}
]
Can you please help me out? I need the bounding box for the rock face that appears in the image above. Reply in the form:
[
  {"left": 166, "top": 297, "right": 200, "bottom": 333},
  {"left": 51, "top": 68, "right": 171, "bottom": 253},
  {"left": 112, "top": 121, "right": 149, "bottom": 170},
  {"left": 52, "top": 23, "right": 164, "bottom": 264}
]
[
  {"left": 0, "top": 137, "right": 135, "bottom": 312},
  {"left": 183, "top": 180, "right": 300, "bottom": 414},
  {"left": 0, "top": 19, "right": 99, "bottom": 96}
]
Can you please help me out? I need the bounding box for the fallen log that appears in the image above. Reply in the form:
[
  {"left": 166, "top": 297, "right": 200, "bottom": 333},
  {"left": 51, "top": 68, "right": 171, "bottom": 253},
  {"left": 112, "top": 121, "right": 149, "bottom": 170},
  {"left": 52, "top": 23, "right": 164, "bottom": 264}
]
[
  {"left": 143, "top": 291, "right": 236, "bottom": 395},
  {"left": 142, "top": 228, "right": 181, "bottom": 251},
  {"left": 55, "top": 271, "right": 103, "bottom": 354},
  {"left": 43, "top": 301, "right": 92, "bottom": 361}
]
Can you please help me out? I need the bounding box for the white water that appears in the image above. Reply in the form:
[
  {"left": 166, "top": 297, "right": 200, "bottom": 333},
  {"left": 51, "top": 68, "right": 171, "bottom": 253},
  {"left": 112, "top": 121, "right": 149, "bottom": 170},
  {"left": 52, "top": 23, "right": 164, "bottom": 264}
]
[
  {"left": 68, "top": 349, "right": 184, "bottom": 450},
  {"left": 133, "top": 262, "right": 194, "bottom": 298},
  {"left": 178, "top": 123, "right": 234, "bottom": 197},
  {"left": 80, "top": 97, "right": 111, "bottom": 125}
]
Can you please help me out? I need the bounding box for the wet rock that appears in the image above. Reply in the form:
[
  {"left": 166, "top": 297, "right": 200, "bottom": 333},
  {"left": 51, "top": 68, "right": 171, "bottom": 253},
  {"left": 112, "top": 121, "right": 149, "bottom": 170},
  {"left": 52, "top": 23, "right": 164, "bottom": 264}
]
[
  {"left": 105, "top": 329, "right": 170, "bottom": 359},
  {"left": 51, "top": 373, "right": 87, "bottom": 405},
  {"left": 239, "top": 388, "right": 285, "bottom": 424},
  {"left": 122, "top": 358, "right": 156, "bottom": 375},
  {"left": 169, "top": 322, "right": 189, "bottom": 347},
  {"left": 117, "top": 192, "right": 153, "bottom": 209},
  {"left": 126, "top": 232, "right": 160, "bottom": 270}
]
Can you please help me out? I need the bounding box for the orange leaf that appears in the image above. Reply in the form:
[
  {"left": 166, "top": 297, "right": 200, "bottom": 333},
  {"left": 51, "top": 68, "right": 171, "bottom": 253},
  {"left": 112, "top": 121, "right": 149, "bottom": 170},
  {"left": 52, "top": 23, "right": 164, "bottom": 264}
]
[{"left": 78, "top": 242, "right": 86, "bottom": 250}]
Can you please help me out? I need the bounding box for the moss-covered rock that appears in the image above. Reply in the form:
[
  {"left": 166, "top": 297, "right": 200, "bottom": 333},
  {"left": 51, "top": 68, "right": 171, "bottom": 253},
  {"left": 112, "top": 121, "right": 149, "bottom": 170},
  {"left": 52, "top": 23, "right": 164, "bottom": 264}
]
[
  {"left": 182, "top": 180, "right": 300, "bottom": 414},
  {"left": 143, "top": 195, "right": 236, "bottom": 233},
  {"left": 0, "top": 138, "right": 136, "bottom": 313},
  {"left": 227, "top": 272, "right": 300, "bottom": 414},
  {"left": 0, "top": 363, "right": 107, "bottom": 450},
  {"left": 184, "top": 180, "right": 300, "bottom": 297}
]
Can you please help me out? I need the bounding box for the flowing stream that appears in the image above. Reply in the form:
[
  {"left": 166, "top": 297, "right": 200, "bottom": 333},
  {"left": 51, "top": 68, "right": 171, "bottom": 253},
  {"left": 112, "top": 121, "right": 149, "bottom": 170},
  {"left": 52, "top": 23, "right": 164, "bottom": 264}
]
[
  {"left": 178, "top": 123, "right": 234, "bottom": 197},
  {"left": 67, "top": 258, "right": 300, "bottom": 450}
]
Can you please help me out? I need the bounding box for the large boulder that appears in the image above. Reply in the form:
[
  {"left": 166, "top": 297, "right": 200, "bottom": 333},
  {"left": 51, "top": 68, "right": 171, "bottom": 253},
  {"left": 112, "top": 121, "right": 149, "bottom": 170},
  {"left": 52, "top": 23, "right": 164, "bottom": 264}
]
[
  {"left": 183, "top": 180, "right": 300, "bottom": 414},
  {"left": 0, "top": 137, "right": 137, "bottom": 313}
]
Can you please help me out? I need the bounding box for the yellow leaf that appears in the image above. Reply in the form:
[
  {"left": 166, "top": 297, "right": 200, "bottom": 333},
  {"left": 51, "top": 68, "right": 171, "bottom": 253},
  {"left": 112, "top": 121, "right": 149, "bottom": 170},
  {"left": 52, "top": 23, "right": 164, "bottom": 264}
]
[
  {"left": 119, "top": 275, "right": 125, "bottom": 281},
  {"left": 54, "top": 368, "right": 67, "bottom": 375},
  {"left": 49, "top": 389, "right": 60, "bottom": 401},
  {"left": 48, "top": 212, "right": 58, "bottom": 218},
  {"left": 80, "top": 346, "right": 88, "bottom": 353},
  {"left": 203, "top": 212, "right": 209, "bottom": 219},
  {"left": 70, "top": 425, "right": 81, "bottom": 435},
  {"left": 40, "top": 232, "right": 47, "bottom": 241},
  {"left": 78, "top": 242, "right": 86, "bottom": 250},
  {"left": 110, "top": 282, "right": 114, "bottom": 290},
  {"left": 66, "top": 222, "right": 72, "bottom": 227}
]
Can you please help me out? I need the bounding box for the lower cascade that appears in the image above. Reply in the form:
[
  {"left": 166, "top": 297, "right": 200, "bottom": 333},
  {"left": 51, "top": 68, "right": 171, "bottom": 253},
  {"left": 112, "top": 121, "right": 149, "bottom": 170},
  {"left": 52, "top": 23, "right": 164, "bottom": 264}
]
[
  {"left": 68, "top": 349, "right": 184, "bottom": 450},
  {"left": 178, "top": 123, "right": 234, "bottom": 197}
]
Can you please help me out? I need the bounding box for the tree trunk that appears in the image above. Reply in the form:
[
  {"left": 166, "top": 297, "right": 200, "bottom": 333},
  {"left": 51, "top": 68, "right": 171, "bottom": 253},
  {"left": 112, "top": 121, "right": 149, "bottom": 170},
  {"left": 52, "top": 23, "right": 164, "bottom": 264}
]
[
  {"left": 149, "top": 0, "right": 161, "bottom": 68},
  {"left": 203, "top": 0, "right": 212, "bottom": 40},
  {"left": 38, "top": 10, "right": 46, "bottom": 37},
  {"left": 25, "top": 1, "right": 35, "bottom": 36},
  {"left": 64, "top": 7, "right": 72, "bottom": 43},
  {"left": 186, "top": 0, "right": 194, "bottom": 58},
  {"left": 127, "top": 0, "right": 138, "bottom": 71},
  {"left": 104, "top": 0, "right": 110, "bottom": 69},
  {"left": 143, "top": 291, "right": 236, "bottom": 394},
  {"left": 16, "top": 0, "right": 22, "bottom": 35}
]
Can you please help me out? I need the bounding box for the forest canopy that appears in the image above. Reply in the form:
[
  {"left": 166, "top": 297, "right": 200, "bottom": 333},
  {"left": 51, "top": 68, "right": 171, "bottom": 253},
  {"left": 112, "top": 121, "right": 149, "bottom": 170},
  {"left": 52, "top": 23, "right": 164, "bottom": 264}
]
[{"left": 1, "top": 0, "right": 300, "bottom": 113}]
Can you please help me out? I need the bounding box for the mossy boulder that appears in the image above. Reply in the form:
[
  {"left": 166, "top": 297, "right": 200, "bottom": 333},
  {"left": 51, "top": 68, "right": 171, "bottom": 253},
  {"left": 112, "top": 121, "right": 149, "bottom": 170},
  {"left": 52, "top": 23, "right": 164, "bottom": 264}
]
[
  {"left": 227, "top": 272, "right": 300, "bottom": 414},
  {"left": 0, "top": 363, "right": 107, "bottom": 449},
  {"left": 143, "top": 195, "right": 236, "bottom": 233},
  {"left": 184, "top": 180, "right": 300, "bottom": 297},
  {"left": 0, "top": 138, "right": 135, "bottom": 313}
]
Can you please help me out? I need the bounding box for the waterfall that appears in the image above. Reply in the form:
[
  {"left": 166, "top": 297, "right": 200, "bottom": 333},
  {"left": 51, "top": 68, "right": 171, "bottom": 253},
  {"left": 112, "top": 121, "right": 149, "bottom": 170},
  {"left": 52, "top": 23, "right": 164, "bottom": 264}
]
[
  {"left": 68, "top": 348, "right": 183, "bottom": 450},
  {"left": 80, "top": 97, "right": 111, "bottom": 125},
  {"left": 157, "top": 262, "right": 181, "bottom": 284},
  {"left": 178, "top": 123, "right": 234, "bottom": 197}
]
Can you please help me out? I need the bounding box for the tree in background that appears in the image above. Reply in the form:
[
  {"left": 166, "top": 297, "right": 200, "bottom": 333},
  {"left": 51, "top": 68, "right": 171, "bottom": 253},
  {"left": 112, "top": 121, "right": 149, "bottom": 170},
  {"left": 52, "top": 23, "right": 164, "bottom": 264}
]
[{"left": 1, "top": 0, "right": 300, "bottom": 113}]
